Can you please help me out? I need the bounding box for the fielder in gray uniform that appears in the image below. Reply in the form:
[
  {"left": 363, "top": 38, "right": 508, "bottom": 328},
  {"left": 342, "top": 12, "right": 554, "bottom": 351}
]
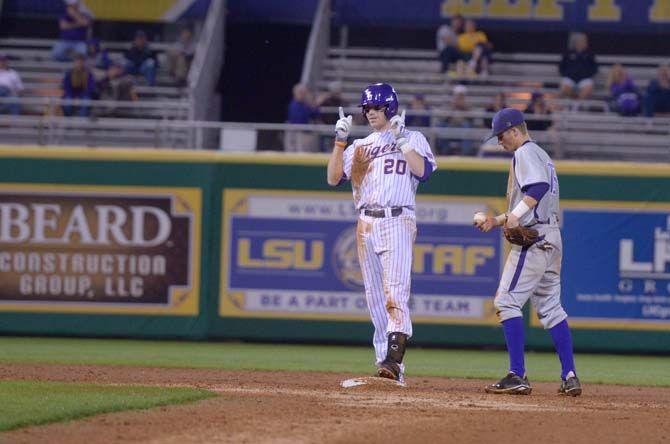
[{"left": 474, "top": 108, "right": 582, "bottom": 396}]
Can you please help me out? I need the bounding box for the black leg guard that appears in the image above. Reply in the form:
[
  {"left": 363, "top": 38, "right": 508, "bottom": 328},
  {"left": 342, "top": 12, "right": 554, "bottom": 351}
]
[
  {"left": 386, "top": 332, "right": 408, "bottom": 364},
  {"left": 377, "top": 332, "right": 408, "bottom": 381}
]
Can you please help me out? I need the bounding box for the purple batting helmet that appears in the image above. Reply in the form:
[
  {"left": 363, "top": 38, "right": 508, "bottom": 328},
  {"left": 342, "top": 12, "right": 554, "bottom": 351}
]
[{"left": 360, "top": 83, "right": 398, "bottom": 119}]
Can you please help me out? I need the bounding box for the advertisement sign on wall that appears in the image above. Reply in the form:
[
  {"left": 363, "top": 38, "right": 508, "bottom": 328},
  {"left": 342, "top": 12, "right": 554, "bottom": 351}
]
[
  {"left": 220, "top": 189, "right": 506, "bottom": 325},
  {"left": 533, "top": 202, "right": 670, "bottom": 331},
  {"left": 0, "top": 184, "right": 201, "bottom": 315},
  {"left": 335, "top": 0, "right": 670, "bottom": 32}
]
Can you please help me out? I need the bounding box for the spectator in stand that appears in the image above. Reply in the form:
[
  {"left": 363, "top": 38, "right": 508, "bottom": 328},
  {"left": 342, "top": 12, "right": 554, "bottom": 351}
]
[
  {"left": 316, "top": 80, "right": 345, "bottom": 125},
  {"left": 95, "top": 61, "right": 138, "bottom": 116},
  {"left": 478, "top": 94, "right": 513, "bottom": 158},
  {"left": 484, "top": 92, "right": 507, "bottom": 128},
  {"left": 607, "top": 64, "right": 640, "bottom": 116},
  {"left": 438, "top": 84, "right": 475, "bottom": 155},
  {"left": 559, "top": 32, "right": 598, "bottom": 100},
  {"left": 451, "top": 84, "right": 475, "bottom": 155},
  {"left": 406, "top": 94, "right": 431, "bottom": 128},
  {"left": 62, "top": 53, "right": 96, "bottom": 117},
  {"left": 51, "top": 0, "right": 92, "bottom": 62},
  {"left": 87, "top": 38, "right": 113, "bottom": 88},
  {"left": 284, "top": 83, "right": 319, "bottom": 152},
  {"left": 524, "top": 91, "right": 553, "bottom": 131},
  {"left": 86, "top": 38, "right": 112, "bottom": 72},
  {"left": 0, "top": 54, "right": 24, "bottom": 116},
  {"left": 457, "top": 19, "right": 492, "bottom": 76},
  {"left": 124, "top": 30, "right": 157, "bottom": 86},
  {"left": 450, "top": 85, "right": 473, "bottom": 115},
  {"left": 524, "top": 91, "right": 559, "bottom": 154},
  {"left": 288, "top": 83, "right": 319, "bottom": 123},
  {"left": 167, "top": 27, "right": 196, "bottom": 86},
  {"left": 644, "top": 64, "right": 670, "bottom": 117},
  {"left": 436, "top": 14, "right": 465, "bottom": 74}
]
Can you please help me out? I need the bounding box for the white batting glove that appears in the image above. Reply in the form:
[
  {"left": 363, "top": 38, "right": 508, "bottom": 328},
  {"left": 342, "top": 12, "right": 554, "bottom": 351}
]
[
  {"left": 335, "top": 107, "right": 353, "bottom": 142},
  {"left": 390, "top": 110, "right": 413, "bottom": 154},
  {"left": 389, "top": 109, "right": 406, "bottom": 139}
]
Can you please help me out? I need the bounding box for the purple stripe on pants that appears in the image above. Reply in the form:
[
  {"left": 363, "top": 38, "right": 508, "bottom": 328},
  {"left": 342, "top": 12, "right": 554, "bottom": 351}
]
[{"left": 509, "top": 245, "right": 529, "bottom": 291}]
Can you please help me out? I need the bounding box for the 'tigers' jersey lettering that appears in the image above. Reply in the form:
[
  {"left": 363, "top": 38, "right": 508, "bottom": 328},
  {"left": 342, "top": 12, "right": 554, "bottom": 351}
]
[{"left": 358, "top": 141, "right": 402, "bottom": 158}]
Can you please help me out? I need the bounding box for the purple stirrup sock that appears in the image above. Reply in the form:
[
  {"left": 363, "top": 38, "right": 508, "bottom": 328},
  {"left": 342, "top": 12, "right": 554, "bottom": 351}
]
[
  {"left": 502, "top": 317, "right": 525, "bottom": 377},
  {"left": 549, "top": 319, "right": 576, "bottom": 380}
]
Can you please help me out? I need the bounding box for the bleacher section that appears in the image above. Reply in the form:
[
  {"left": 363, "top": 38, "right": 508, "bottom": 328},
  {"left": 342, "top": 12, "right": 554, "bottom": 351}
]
[
  {"left": 0, "top": 38, "right": 190, "bottom": 119},
  {"left": 316, "top": 46, "right": 670, "bottom": 161},
  {"left": 0, "top": 37, "right": 192, "bottom": 148}
]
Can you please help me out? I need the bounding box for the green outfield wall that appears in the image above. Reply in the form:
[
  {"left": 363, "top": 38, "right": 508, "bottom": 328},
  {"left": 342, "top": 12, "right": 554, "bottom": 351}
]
[{"left": 0, "top": 146, "right": 668, "bottom": 353}]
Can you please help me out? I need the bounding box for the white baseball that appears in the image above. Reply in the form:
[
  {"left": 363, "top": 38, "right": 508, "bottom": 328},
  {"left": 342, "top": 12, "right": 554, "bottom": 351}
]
[{"left": 473, "top": 212, "right": 487, "bottom": 224}]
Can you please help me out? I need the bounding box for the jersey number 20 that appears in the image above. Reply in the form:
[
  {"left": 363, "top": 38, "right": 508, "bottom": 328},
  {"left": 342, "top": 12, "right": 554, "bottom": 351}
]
[{"left": 383, "top": 158, "right": 407, "bottom": 175}]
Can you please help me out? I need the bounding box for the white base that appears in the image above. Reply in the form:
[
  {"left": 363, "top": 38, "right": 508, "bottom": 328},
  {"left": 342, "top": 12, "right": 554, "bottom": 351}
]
[{"left": 340, "top": 376, "right": 407, "bottom": 388}]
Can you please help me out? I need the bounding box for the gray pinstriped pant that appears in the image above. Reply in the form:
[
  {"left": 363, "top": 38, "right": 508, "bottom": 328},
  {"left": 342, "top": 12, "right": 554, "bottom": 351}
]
[{"left": 494, "top": 225, "right": 568, "bottom": 329}]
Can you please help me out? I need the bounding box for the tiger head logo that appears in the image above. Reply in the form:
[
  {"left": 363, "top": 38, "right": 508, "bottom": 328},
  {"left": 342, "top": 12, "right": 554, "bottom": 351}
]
[{"left": 332, "top": 227, "right": 364, "bottom": 291}]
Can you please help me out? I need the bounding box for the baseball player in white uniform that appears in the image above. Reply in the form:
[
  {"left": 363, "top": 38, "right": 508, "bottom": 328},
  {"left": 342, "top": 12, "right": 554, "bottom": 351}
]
[
  {"left": 475, "top": 108, "right": 581, "bottom": 396},
  {"left": 326, "top": 83, "right": 437, "bottom": 383}
]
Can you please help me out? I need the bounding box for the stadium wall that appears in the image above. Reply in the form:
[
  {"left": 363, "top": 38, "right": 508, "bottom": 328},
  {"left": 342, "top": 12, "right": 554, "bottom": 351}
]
[{"left": 0, "top": 146, "right": 668, "bottom": 353}]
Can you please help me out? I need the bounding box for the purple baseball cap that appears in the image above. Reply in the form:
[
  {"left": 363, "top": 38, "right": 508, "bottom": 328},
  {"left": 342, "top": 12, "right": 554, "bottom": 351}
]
[{"left": 487, "top": 107, "right": 525, "bottom": 139}]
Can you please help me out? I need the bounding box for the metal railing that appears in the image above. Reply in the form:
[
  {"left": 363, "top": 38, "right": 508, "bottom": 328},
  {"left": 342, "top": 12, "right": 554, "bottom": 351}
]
[
  {"left": 0, "top": 115, "right": 190, "bottom": 148},
  {"left": 223, "top": 121, "right": 668, "bottom": 158},
  {"left": 2, "top": 112, "right": 667, "bottom": 162},
  {"left": 0, "top": 96, "right": 190, "bottom": 121},
  {"left": 321, "top": 105, "right": 670, "bottom": 125}
]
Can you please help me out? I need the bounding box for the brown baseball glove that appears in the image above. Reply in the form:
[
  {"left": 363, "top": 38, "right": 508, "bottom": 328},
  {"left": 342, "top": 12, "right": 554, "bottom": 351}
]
[
  {"left": 350, "top": 146, "right": 372, "bottom": 188},
  {"left": 503, "top": 226, "right": 539, "bottom": 247}
]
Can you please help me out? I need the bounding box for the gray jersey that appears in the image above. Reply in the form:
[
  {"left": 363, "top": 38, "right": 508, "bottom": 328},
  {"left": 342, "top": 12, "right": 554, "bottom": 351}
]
[
  {"left": 496, "top": 140, "right": 567, "bottom": 332},
  {"left": 508, "top": 141, "right": 559, "bottom": 227}
]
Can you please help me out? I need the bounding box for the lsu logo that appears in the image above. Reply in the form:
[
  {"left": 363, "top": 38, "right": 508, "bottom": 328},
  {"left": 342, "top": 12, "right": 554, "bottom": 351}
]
[
  {"left": 332, "top": 227, "right": 364, "bottom": 290},
  {"left": 364, "top": 88, "right": 373, "bottom": 101},
  {"left": 237, "top": 238, "right": 324, "bottom": 270}
]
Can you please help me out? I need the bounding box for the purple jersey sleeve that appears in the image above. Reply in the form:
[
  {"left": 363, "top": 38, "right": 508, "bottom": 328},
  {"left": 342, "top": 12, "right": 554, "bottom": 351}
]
[{"left": 522, "top": 182, "right": 549, "bottom": 201}]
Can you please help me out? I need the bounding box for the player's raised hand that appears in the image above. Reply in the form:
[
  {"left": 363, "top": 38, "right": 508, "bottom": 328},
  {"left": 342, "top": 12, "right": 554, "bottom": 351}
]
[
  {"left": 390, "top": 109, "right": 406, "bottom": 139},
  {"left": 335, "top": 107, "right": 353, "bottom": 142}
]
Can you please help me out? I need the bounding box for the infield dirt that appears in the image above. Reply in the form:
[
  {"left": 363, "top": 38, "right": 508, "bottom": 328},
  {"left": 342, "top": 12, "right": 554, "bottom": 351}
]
[{"left": 1, "top": 364, "right": 668, "bottom": 444}]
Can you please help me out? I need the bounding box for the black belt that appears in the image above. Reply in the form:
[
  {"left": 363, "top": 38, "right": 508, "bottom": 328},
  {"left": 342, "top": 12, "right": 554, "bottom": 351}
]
[{"left": 362, "top": 207, "right": 404, "bottom": 218}]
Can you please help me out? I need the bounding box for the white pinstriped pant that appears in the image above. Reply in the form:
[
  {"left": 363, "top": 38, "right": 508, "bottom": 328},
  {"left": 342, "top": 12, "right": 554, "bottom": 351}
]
[{"left": 357, "top": 209, "right": 416, "bottom": 366}]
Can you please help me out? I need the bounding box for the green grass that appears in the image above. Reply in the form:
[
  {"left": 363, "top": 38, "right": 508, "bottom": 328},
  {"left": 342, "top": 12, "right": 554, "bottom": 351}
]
[
  {"left": 1, "top": 337, "right": 669, "bottom": 387},
  {"left": 0, "top": 380, "right": 214, "bottom": 431}
]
